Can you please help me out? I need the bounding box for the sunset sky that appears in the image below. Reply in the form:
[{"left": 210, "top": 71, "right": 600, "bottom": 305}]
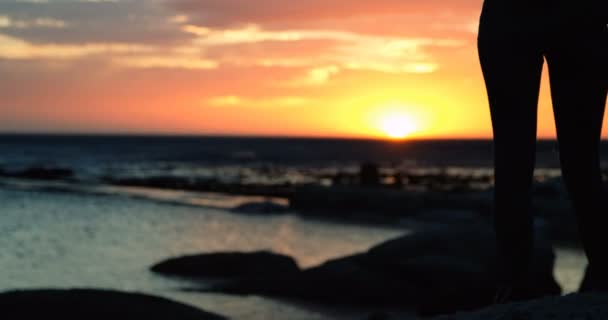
[{"left": 0, "top": 0, "right": 606, "bottom": 139}]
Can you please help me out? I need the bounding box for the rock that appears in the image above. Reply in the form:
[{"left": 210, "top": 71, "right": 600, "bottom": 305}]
[
  {"left": 212, "top": 222, "right": 560, "bottom": 316},
  {"left": 360, "top": 162, "right": 381, "bottom": 187},
  {"left": 5, "top": 167, "right": 74, "bottom": 181},
  {"left": 0, "top": 289, "right": 226, "bottom": 320},
  {"left": 364, "top": 222, "right": 560, "bottom": 315},
  {"left": 151, "top": 251, "right": 300, "bottom": 278},
  {"left": 107, "top": 176, "right": 294, "bottom": 198},
  {"left": 410, "top": 209, "right": 482, "bottom": 225},
  {"left": 433, "top": 293, "right": 608, "bottom": 320},
  {"left": 289, "top": 185, "right": 425, "bottom": 217},
  {"left": 367, "top": 311, "right": 392, "bottom": 320},
  {"left": 289, "top": 185, "right": 496, "bottom": 220},
  {"left": 109, "top": 176, "right": 193, "bottom": 190},
  {"left": 227, "top": 254, "right": 411, "bottom": 304},
  {"left": 231, "top": 201, "right": 290, "bottom": 214}
]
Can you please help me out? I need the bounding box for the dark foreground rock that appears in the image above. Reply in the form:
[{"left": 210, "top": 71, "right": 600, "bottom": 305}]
[
  {"left": 231, "top": 201, "right": 290, "bottom": 214},
  {"left": 1, "top": 166, "right": 74, "bottom": 181},
  {"left": 205, "top": 222, "right": 560, "bottom": 316},
  {"left": 289, "top": 185, "right": 426, "bottom": 216},
  {"left": 434, "top": 293, "right": 608, "bottom": 320},
  {"left": 151, "top": 251, "right": 300, "bottom": 278},
  {"left": 0, "top": 289, "right": 226, "bottom": 320}
]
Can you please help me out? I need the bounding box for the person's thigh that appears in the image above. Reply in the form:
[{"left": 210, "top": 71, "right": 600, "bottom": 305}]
[
  {"left": 546, "top": 23, "right": 607, "bottom": 190},
  {"left": 477, "top": 4, "right": 547, "bottom": 285},
  {"left": 478, "top": 27, "right": 544, "bottom": 199}
]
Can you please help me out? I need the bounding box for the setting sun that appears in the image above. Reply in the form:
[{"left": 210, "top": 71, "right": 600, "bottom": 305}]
[
  {"left": 380, "top": 114, "right": 418, "bottom": 139},
  {"left": 366, "top": 102, "right": 423, "bottom": 140}
]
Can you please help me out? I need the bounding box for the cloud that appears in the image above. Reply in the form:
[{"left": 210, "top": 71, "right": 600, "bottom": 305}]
[
  {"left": 207, "top": 95, "right": 311, "bottom": 107},
  {"left": 16, "top": 1, "right": 120, "bottom": 4},
  {"left": 0, "top": 15, "right": 67, "bottom": 28},
  {"left": 115, "top": 55, "right": 218, "bottom": 70},
  {"left": 0, "top": 0, "right": 191, "bottom": 45},
  {"left": 169, "top": 0, "right": 482, "bottom": 29},
  {"left": 0, "top": 33, "right": 152, "bottom": 59},
  {"left": 0, "top": 0, "right": 475, "bottom": 76},
  {"left": 159, "top": 0, "right": 477, "bottom": 79},
  {"left": 305, "top": 65, "right": 340, "bottom": 84},
  {"left": 0, "top": 32, "right": 222, "bottom": 71},
  {"left": 180, "top": 23, "right": 466, "bottom": 77}
]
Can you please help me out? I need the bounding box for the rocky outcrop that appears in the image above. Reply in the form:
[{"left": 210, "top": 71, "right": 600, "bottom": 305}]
[
  {"left": 107, "top": 176, "right": 293, "bottom": 198},
  {"left": 359, "top": 162, "right": 381, "bottom": 187},
  {"left": 0, "top": 289, "right": 226, "bottom": 320},
  {"left": 434, "top": 293, "right": 608, "bottom": 320},
  {"left": 289, "top": 185, "right": 426, "bottom": 216},
  {"left": 171, "top": 221, "right": 560, "bottom": 316},
  {"left": 289, "top": 185, "right": 494, "bottom": 220},
  {"left": 1, "top": 166, "right": 74, "bottom": 181},
  {"left": 151, "top": 251, "right": 300, "bottom": 278},
  {"left": 230, "top": 201, "right": 290, "bottom": 214}
]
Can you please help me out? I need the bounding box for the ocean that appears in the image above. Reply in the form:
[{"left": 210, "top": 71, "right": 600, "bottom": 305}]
[
  {"left": 0, "top": 134, "right": 594, "bottom": 319},
  {"left": 0, "top": 134, "right": 592, "bottom": 187}
]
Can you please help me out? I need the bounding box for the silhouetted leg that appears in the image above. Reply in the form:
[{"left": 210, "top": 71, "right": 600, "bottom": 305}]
[
  {"left": 546, "top": 24, "right": 608, "bottom": 291},
  {"left": 478, "top": 30, "right": 544, "bottom": 287}
]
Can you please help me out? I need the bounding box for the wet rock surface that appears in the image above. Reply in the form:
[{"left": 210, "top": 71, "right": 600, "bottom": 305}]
[
  {"left": 0, "top": 289, "right": 227, "bottom": 320},
  {"left": 0, "top": 167, "right": 74, "bottom": 181},
  {"left": 154, "top": 222, "right": 561, "bottom": 316},
  {"left": 433, "top": 293, "right": 608, "bottom": 320},
  {"left": 151, "top": 251, "right": 300, "bottom": 279}
]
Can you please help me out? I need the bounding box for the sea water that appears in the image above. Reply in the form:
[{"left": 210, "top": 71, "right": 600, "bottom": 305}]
[
  {"left": 0, "top": 187, "right": 409, "bottom": 319},
  {"left": 0, "top": 135, "right": 593, "bottom": 319}
]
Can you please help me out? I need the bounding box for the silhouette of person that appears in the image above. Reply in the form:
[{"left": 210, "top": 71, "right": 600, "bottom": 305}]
[{"left": 477, "top": 0, "right": 608, "bottom": 301}]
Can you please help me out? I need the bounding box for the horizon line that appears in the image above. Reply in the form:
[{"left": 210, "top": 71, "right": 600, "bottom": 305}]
[{"left": 0, "top": 131, "right": 573, "bottom": 142}]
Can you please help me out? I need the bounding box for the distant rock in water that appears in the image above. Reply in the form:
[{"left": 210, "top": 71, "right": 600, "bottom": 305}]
[
  {"left": 289, "top": 185, "right": 425, "bottom": 216},
  {"left": 433, "top": 293, "right": 608, "bottom": 320},
  {"left": 360, "top": 162, "right": 381, "bottom": 187},
  {"left": 231, "top": 201, "right": 290, "bottom": 214},
  {"left": 2, "top": 166, "right": 74, "bottom": 181},
  {"left": 108, "top": 176, "right": 193, "bottom": 190},
  {"left": 210, "top": 222, "right": 560, "bottom": 316},
  {"left": 151, "top": 251, "right": 300, "bottom": 278},
  {"left": 107, "top": 175, "right": 294, "bottom": 198},
  {"left": 411, "top": 209, "right": 481, "bottom": 225},
  {"left": 0, "top": 289, "right": 226, "bottom": 320},
  {"left": 289, "top": 185, "right": 494, "bottom": 219}
]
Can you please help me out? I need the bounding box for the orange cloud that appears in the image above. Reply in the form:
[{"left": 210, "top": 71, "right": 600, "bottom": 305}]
[
  {"left": 170, "top": 0, "right": 482, "bottom": 28},
  {"left": 207, "top": 95, "right": 310, "bottom": 107}
]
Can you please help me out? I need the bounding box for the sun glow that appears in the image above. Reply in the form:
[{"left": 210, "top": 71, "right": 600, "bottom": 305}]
[
  {"left": 381, "top": 115, "right": 416, "bottom": 139},
  {"left": 369, "top": 103, "right": 421, "bottom": 140},
  {"left": 380, "top": 114, "right": 417, "bottom": 139}
]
